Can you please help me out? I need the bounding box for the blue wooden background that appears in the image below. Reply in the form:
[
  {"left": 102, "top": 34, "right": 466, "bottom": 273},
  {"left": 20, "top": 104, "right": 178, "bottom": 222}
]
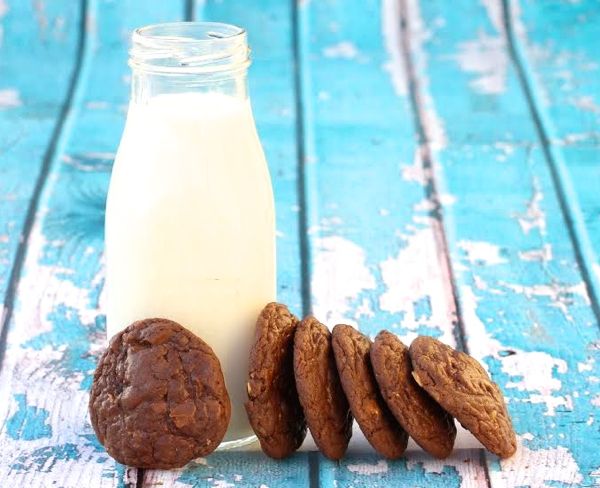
[{"left": 1, "top": 0, "right": 599, "bottom": 487}]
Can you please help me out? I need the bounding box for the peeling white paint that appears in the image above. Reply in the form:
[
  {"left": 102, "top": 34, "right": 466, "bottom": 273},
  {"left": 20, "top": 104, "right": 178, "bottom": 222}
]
[
  {"left": 354, "top": 297, "right": 375, "bottom": 319},
  {"left": 454, "top": 32, "right": 508, "bottom": 94},
  {"left": 495, "top": 141, "right": 515, "bottom": 161},
  {"left": 405, "top": 0, "right": 447, "bottom": 150},
  {"left": 381, "top": 0, "right": 408, "bottom": 96},
  {"left": 460, "top": 285, "right": 502, "bottom": 361},
  {"left": 519, "top": 244, "right": 552, "bottom": 262},
  {"left": 320, "top": 216, "right": 343, "bottom": 230},
  {"left": 502, "top": 351, "right": 566, "bottom": 395},
  {"left": 554, "top": 131, "right": 597, "bottom": 146},
  {"left": 312, "top": 236, "right": 376, "bottom": 326},
  {"left": 401, "top": 147, "right": 430, "bottom": 185},
  {"left": 379, "top": 227, "right": 456, "bottom": 345},
  {"left": 517, "top": 178, "right": 546, "bottom": 235},
  {"left": 473, "top": 274, "right": 488, "bottom": 291},
  {"left": 481, "top": 0, "right": 504, "bottom": 34},
  {"left": 506, "top": 0, "right": 526, "bottom": 40},
  {"left": 458, "top": 240, "right": 507, "bottom": 265},
  {"left": 577, "top": 358, "right": 594, "bottom": 372},
  {"left": 439, "top": 193, "right": 456, "bottom": 206},
  {"left": 323, "top": 41, "right": 359, "bottom": 59},
  {"left": 413, "top": 198, "right": 435, "bottom": 212},
  {"left": 211, "top": 481, "right": 234, "bottom": 488},
  {"left": 0, "top": 89, "right": 22, "bottom": 109},
  {"left": 407, "top": 448, "right": 488, "bottom": 486},
  {"left": 529, "top": 393, "right": 573, "bottom": 416},
  {"left": 11, "top": 216, "right": 104, "bottom": 362},
  {"left": 346, "top": 460, "right": 388, "bottom": 475},
  {"left": 570, "top": 95, "right": 600, "bottom": 113},
  {"left": 496, "top": 442, "right": 583, "bottom": 488},
  {"left": 504, "top": 281, "right": 589, "bottom": 320}
]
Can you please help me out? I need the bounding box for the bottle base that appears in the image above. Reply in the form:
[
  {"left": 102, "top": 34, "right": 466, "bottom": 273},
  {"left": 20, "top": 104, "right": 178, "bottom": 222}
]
[{"left": 217, "top": 434, "right": 258, "bottom": 451}]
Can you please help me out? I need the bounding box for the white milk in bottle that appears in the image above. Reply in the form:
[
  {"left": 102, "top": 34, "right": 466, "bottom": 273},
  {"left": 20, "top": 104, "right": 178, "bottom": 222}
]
[{"left": 105, "top": 23, "right": 275, "bottom": 447}]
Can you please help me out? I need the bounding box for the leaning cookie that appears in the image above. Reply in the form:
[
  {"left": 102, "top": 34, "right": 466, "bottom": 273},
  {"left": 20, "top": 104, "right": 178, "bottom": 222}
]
[
  {"left": 89, "top": 318, "right": 231, "bottom": 469},
  {"left": 245, "top": 302, "right": 307, "bottom": 459},
  {"left": 409, "top": 336, "right": 517, "bottom": 459},
  {"left": 332, "top": 325, "right": 408, "bottom": 459},
  {"left": 294, "top": 316, "right": 352, "bottom": 460},
  {"left": 370, "top": 331, "right": 456, "bottom": 458}
]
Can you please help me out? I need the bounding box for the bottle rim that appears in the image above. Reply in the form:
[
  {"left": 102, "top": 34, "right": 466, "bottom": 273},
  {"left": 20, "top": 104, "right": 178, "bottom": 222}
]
[{"left": 130, "top": 21, "right": 250, "bottom": 75}]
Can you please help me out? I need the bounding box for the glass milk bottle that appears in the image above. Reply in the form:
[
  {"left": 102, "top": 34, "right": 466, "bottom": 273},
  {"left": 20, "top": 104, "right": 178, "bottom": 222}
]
[{"left": 104, "top": 22, "right": 275, "bottom": 448}]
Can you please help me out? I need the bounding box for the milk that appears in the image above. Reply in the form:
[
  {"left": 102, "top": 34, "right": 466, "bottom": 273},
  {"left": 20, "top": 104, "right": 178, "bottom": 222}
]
[{"left": 105, "top": 92, "right": 276, "bottom": 443}]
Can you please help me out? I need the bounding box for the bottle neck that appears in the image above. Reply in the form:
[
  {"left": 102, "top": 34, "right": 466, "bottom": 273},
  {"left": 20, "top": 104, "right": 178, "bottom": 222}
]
[
  {"left": 130, "top": 69, "right": 248, "bottom": 105},
  {"left": 128, "top": 21, "right": 250, "bottom": 104}
]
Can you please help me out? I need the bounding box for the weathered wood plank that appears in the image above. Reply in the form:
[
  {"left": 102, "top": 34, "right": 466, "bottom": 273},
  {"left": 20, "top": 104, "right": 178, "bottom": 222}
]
[
  {"left": 299, "top": 0, "right": 459, "bottom": 345},
  {"left": 319, "top": 450, "right": 488, "bottom": 488},
  {"left": 145, "top": 453, "right": 311, "bottom": 488},
  {"left": 404, "top": 0, "right": 600, "bottom": 485},
  {"left": 506, "top": 0, "right": 600, "bottom": 323},
  {"left": 144, "top": 0, "right": 307, "bottom": 484},
  {"left": 296, "top": 0, "right": 490, "bottom": 485},
  {"left": 0, "top": 1, "right": 186, "bottom": 487},
  {"left": 0, "top": 0, "right": 80, "bottom": 337}
]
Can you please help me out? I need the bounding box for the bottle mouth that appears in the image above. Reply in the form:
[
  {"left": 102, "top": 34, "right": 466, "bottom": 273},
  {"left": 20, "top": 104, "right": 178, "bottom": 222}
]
[{"left": 130, "top": 21, "right": 250, "bottom": 75}]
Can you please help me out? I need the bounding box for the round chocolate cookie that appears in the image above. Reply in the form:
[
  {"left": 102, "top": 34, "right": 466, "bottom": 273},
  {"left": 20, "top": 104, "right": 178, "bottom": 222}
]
[
  {"left": 409, "top": 336, "right": 517, "bottom": 459},
  {"left": 89, "top": 318, "right": 231, "bottom": 469},
  {"left": 370, "top": 331, "right": 456, "bottom": 458},
  {"left": 245, "top": 302, "right": 307, "bottom": 458},
  {"left": 332, "top": 324, "right": 408, "bottom": 459},
  {"left": 293, "top": 316, "right": 352, "bottom": 460}
]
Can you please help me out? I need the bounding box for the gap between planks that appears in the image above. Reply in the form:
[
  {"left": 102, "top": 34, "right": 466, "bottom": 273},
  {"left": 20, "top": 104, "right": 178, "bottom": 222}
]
[
  {"left": 291, "top": 0, "right": 313, "bottom": 320},
  {"left": 0, "top": 1, "right": 89, "bottom": 370},
  {"left": 185, "top": 0, "right": 194, "bottom": 22},
  {"left": 501, "top": 0, "right": 600, "bottom": 326},
  {"left": 397, "top": 0, "right": 469, "bottom": 354}
]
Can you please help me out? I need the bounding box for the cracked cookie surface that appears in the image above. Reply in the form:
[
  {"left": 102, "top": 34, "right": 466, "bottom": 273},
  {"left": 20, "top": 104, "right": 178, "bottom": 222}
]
[
  {"left": 409, "top": 336, "right": 517, "bottom": 459},
  {"left": 332, "top": 324, "right": 408, "bottom": 459},
  {"left": 89, "top": 318, "right": 231, "bottom": 468},
  {"left": 245, "top": 302, "right": 306, "bottom": 458},
  {"left": 294, "top": 316, "right": 352, "bottom": 460},
  {"left": 371, "top": 331, "right": 456, "bottom": 458}
]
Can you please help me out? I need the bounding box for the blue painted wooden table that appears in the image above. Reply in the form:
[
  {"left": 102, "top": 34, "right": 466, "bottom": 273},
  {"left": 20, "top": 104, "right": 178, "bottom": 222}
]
[{"left": 1, "top": 0, "right": 599, "bottom": 486}]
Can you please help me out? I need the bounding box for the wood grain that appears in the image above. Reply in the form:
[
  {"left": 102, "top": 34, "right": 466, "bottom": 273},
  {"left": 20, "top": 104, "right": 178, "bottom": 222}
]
[
  {"left": 296, "top": 0, "right": 490, "bottom": 485},
  {"left": 0, "top": 1, "right": 185, "bottom": 486},
  {"left": 505, "top": 0, "right": 600, "bottom": 319},
  {"left": 0, "top": 0, "right": 81, "bottom": 350},
  {"left": 404, "top": 0, "right": 600, "bottom": 485}
]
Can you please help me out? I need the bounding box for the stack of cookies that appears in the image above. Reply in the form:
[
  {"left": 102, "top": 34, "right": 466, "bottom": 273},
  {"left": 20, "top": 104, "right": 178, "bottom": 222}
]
[{"left": 245, "top": 303, "right": 517, "bottom": 461}]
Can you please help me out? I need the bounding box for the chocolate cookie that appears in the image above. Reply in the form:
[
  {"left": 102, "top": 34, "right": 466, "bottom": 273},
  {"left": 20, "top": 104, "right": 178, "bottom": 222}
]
[
  {"left": 293, "top": 316, "right": 352, "bottom": 460},
  {"left": 370, "top": 331, "right": 456, "bottom": 458},
  {"left": 245, "top": 302, "right": 306, "bottom": 458},
  {"left": 332, "top": 324, "right": 408, "bottom": 459},
  {"left": 89, "top": 318, "right": 231, "bottom": 468},
  {"left": 409, "top": 336, "right": 517, "bottom": 459}
]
